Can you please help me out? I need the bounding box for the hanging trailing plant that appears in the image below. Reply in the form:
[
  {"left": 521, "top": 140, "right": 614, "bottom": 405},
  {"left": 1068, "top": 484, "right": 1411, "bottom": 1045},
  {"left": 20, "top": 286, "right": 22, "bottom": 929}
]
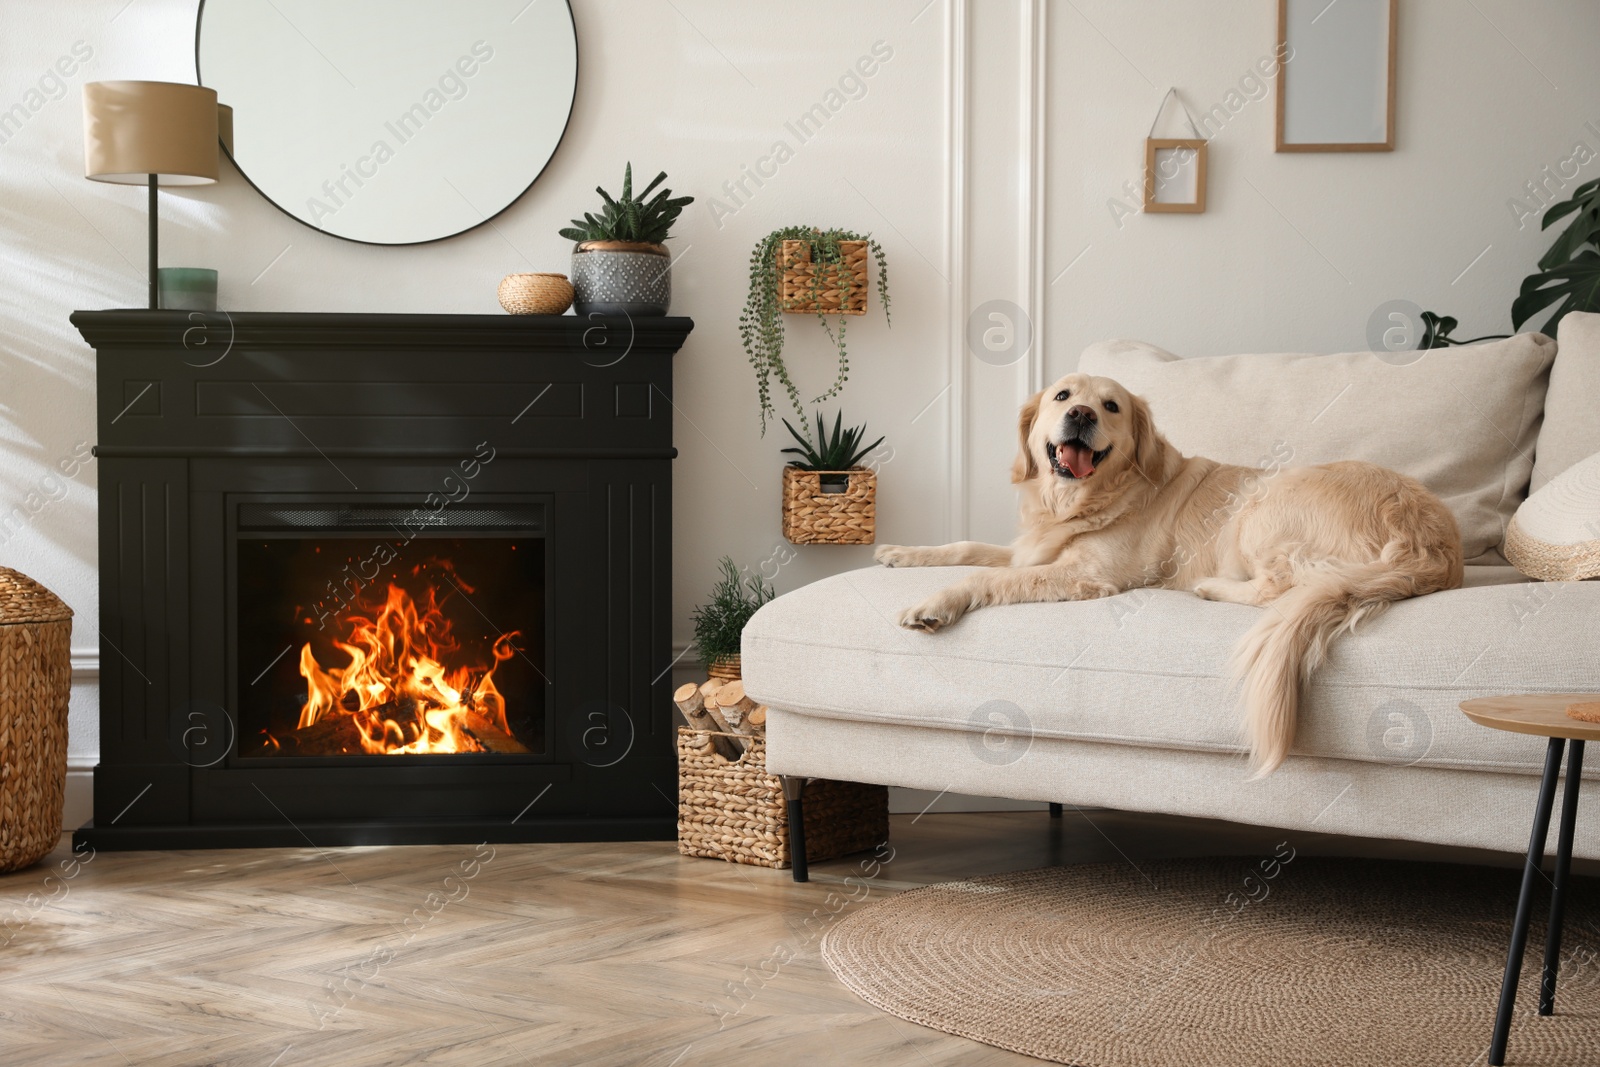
[{"left": 739, "top": 226, "right": 890, "bottom": 441}]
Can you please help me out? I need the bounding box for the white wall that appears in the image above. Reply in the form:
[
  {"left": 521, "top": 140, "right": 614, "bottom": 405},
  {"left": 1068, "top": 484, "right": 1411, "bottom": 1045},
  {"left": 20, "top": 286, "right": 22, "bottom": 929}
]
[
  {"left": 2, "top": 0, "right": 1596, "bottom": 822},
  {"left": 1043, "top": 0, "right": 1600, "bottom": 366}
]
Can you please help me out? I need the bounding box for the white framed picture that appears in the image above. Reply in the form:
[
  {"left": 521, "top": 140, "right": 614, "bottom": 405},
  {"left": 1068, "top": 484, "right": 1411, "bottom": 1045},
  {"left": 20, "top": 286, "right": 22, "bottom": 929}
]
[{"left": 1276, "top": 0, "right": 1397, "bottom": 152}]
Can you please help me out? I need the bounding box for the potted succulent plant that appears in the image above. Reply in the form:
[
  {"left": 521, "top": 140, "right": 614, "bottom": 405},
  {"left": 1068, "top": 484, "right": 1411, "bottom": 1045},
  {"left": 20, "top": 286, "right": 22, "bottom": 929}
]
[
  {"left": 740, "top": 226, "right": 890, "bottom": 438},
  {"left": 559, "top": 164, "right": 693, "bottom": 316},
  {"left": 780, "top": 410, "right": 885, "bottom": 545},
  {"left": 691, "top": 555, "right": 776, "bottom": 680}
]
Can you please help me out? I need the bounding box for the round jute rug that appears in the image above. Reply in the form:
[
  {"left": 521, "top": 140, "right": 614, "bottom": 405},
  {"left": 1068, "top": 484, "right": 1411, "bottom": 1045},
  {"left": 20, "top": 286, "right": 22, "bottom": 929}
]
[{"left": 821, "top": 858, "right": 1600, "bottom": 1066}]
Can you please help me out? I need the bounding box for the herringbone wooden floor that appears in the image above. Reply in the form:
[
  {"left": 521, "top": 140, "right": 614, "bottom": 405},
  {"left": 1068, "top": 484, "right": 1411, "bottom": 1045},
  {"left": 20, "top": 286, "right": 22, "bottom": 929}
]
[{"left": 0, "top": 810, "right": 1556, "bottom": 1067}]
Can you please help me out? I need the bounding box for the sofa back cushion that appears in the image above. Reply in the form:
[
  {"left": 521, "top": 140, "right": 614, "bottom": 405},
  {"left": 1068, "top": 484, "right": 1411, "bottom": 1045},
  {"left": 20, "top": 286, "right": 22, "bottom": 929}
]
[
  {"left": 1077, "top": 334, "right": 1557, "bottom": 564},
  {"left": 1534, "top": 311, "right": 1600, "bottom": 491}
]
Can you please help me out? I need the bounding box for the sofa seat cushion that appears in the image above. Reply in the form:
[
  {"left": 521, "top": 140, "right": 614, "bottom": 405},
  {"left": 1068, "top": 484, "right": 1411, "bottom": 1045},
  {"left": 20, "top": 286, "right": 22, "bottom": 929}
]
[{"left": 742, "top": 566, "right": 1600, "bottom": 776}]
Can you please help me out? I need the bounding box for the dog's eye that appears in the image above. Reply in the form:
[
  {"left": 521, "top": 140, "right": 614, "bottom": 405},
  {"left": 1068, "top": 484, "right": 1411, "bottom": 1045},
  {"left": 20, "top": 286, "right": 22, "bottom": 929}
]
[
  {"left": 1054, "top": 390, "right": 1070, "bottom": 402},
  {"left": 1104, "top": 400, "right": 1120, "bottom": 413}
]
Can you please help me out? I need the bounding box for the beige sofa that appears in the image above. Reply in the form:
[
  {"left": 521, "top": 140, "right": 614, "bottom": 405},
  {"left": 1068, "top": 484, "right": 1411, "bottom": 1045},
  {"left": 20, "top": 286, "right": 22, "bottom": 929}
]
[{"left": 744, "top": 316, "right": 1600, "bottom": 875}]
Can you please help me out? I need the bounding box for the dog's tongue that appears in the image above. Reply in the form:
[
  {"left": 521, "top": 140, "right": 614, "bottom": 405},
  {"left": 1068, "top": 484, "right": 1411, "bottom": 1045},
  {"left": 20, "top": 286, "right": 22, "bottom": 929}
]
[{"left": 1057, "top": 442, "right": 1096, "bottom": 478}]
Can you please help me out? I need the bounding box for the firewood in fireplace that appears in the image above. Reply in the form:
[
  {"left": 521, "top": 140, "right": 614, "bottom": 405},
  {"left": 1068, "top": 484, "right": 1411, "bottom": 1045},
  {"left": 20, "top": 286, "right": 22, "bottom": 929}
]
[
  {"left": 250, "top": 714, "right": 367, "bottom": 756},
  {"left": 461, "top": 715, "right": 530, "bottom": 754}
]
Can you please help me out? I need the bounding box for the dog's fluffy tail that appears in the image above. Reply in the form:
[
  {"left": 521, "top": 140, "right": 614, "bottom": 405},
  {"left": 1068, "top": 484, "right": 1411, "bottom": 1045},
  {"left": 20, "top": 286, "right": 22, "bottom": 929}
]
[{"left": 1234, "top": 544, "right": 1431, "bottom": 776}]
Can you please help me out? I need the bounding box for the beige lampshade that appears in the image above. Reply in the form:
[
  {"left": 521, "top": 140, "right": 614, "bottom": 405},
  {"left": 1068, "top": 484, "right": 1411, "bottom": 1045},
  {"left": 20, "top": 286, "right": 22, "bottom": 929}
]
[{"left": 83, "top": 80, "right": 219, "bottom": 186}]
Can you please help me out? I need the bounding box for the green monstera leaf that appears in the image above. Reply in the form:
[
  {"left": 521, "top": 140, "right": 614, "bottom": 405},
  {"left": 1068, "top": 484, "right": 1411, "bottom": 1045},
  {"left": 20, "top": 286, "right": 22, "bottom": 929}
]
[
  {"left": 1512, "top": 249, "right": 1600, "bottom": 334},
  {"left": 1537, "top": 178, "right": 1600, "bottom": 269}
]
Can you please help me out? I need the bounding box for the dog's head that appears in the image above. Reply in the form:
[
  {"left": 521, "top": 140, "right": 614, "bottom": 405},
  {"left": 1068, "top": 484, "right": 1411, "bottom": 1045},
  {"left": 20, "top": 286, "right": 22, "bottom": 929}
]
[{"left": 1012, "top": 373, "right": 1162, "bottom": 490}]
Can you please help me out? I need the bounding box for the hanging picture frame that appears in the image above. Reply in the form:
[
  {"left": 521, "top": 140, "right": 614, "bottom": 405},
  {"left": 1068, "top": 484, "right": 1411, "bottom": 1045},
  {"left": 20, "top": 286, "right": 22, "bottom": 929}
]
[
  {"left": 1276, "top": 0, "right": 1397, "bottom": 152},
  {"left": 1143, "top": 90, "right": 1208, "bottom": 214}
]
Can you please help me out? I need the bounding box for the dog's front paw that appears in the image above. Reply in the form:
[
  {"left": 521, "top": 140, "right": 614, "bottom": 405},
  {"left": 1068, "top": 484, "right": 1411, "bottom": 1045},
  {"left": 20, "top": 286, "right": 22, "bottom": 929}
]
[
  {"left": 896, "top": 593, "right": 967, "bottom": 633},
  {"left": 1070, "top": 579, "right": 1121, "bottom": 601},
  {"left": 875, "top": 544, "right": 919, "bottom": 568}
]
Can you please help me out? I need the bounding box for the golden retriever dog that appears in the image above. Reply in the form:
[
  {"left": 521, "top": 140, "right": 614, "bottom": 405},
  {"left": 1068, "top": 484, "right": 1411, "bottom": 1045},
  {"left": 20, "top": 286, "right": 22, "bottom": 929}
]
[{"left": 876, "top": 373, "right": 1464, "bottom": 774}]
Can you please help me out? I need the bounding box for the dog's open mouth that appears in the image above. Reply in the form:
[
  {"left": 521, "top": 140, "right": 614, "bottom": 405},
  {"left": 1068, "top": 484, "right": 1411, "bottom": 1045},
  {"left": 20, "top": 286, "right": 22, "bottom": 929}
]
[{"left": 1047, "top": 439, "right": 1111, "bottom": 479}]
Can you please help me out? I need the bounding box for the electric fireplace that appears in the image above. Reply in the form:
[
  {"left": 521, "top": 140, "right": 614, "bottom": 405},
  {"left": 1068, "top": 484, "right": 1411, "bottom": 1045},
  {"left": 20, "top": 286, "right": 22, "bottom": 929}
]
[{"left": 72, "top": 311, "right": 692, "bottom": 849}]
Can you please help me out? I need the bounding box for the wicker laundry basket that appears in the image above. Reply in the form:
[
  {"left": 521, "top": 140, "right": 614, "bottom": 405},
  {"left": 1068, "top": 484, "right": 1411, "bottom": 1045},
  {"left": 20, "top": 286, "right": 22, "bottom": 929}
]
[
  {"left": 0, "top": 569, "right": 73, "bottom": 872},
  {"left": 677, "top": 727, "right": 887, "bottom": 869}
]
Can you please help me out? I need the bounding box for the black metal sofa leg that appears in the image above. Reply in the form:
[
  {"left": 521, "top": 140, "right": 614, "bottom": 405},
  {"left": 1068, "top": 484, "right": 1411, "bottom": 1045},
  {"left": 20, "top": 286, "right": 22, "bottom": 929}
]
[
  {"left": 782, "top": 776, "right": 808, "bottom": 883},
  {"left": 1049, "top": 802, "right": 1063, "bottom": 819}
]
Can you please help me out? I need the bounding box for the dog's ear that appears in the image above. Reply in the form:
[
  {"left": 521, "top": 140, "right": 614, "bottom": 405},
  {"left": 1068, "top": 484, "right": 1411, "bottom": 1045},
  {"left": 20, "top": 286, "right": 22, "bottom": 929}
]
[
  {"left": 1011, "top": 390, "right": 1043, "bottom": 484},
  {"left": 1127, "top": 392, "right": 1166, "bottom": 480}
]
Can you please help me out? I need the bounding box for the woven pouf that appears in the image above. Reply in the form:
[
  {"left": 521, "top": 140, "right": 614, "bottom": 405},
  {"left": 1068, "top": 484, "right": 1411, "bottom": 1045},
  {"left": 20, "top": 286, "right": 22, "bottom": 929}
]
[{"left": 0, "top": 569, "right": 73, "bottom": 872}]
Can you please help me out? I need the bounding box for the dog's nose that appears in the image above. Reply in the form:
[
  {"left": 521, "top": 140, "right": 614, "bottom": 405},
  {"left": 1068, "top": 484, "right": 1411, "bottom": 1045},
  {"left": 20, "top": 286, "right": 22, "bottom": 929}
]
[{"left": 1067, "top": 405, "right": 1096, "bottom": 423}]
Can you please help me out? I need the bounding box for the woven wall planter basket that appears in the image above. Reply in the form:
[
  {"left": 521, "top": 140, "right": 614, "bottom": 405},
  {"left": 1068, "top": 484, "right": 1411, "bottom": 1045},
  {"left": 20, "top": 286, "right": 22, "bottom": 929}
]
[
  {"left": 0, "top": 569, "right": 73, "bottom": 873},
  {"left": 782, "top": 466, "right": 876, "bottom": 544},
  {"left": 677, "top": 727, "right": 888, "bottom": 870},
  {"left": 780, "top": 239, "right": 868, "bottom": 315}
]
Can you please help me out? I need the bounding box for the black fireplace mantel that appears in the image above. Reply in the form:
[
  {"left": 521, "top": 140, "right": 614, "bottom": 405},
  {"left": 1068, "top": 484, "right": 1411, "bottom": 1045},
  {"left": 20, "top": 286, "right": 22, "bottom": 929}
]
[{"left": 72, "top": 310, "right": 693, "bottom": 849}]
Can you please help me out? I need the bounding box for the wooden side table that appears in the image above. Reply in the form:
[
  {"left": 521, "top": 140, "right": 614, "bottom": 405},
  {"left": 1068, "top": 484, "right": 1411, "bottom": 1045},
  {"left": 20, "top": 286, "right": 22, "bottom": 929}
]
[{"left": 1461, "top": 693, "right": 1600, "bottom": 1067}]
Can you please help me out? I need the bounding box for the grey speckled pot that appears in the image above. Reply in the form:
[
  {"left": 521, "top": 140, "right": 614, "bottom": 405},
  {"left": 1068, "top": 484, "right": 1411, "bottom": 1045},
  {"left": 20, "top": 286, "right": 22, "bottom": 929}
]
[{"left": 570, "top": 242, "right": 672, "bottom": 316}]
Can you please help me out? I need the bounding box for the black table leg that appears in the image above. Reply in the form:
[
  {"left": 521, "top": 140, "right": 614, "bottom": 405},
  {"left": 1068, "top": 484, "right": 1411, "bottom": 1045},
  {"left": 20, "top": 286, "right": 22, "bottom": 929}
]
[
  {"left": 1049, "top": 803, "right": 1063, "bottom": 819},
  {"left": 1541, "top": 739, "right": 1585, "bottom": 1016},
  {"left": 1490, "top": 737, "right": 1566, "bottom": 1067},
  {"left": 782, "top": 776, "right": 808, "bottom": 883}
]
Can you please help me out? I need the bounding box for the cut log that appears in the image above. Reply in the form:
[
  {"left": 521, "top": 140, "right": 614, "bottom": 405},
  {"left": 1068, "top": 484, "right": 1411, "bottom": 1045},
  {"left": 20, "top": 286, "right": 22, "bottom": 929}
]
[
  {"left": 673, "top": 682, "right": 705, "bottom": 716},
  {"left": 675, "top": 681, "right": 741, "bottom": 759},
  {"left": 714, "top": 680, "right": 758, "bottom": 728},
  {"left": 462, "top": 714, "right": 530, "bottom": 754},
  {"left": 746, "top": 705, "right": 767, "bottom": 728}
]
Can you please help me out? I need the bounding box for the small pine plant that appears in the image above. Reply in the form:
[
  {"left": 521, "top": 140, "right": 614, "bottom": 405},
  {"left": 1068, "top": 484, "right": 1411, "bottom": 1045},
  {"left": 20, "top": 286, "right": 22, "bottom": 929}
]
[{"left": 691, "top": 556, "right": 776, "bottom": 669}]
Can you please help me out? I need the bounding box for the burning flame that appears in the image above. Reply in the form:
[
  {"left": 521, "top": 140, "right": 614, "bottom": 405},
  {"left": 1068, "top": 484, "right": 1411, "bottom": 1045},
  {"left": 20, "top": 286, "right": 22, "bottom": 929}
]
[{"left": 298, "top": 581, "right": 520, "bottom": 755}]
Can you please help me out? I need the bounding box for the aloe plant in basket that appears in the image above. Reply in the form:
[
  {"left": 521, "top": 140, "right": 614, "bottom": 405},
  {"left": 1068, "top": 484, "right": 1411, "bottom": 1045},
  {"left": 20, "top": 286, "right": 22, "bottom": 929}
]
[
  {"left": 559, "top": 163, "right": 693, "bottom": 316},
  {"left": 780, "top": 411, "right": 884, "bottom": 545},
  {"left": 782, "top": 410, "right": 885, "bottom": 491}
]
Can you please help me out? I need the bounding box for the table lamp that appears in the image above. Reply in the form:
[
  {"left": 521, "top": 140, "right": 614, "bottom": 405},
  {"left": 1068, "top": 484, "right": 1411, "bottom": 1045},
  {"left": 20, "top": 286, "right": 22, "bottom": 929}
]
[{"left": 82, "top": 81, "right": 220, "bottom": 309}]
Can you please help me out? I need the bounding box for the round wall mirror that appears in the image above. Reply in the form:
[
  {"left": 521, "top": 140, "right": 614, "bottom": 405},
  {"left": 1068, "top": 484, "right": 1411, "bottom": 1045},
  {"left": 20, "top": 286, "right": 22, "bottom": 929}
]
[{"left": 197, "top": 0, "right": 577, "bottom": 245}]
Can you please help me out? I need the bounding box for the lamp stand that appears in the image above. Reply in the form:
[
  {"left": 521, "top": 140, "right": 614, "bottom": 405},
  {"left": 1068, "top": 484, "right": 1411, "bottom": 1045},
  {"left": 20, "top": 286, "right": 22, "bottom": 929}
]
[{"left": 147, "top": 174, "right": 158, "bottom": 310}]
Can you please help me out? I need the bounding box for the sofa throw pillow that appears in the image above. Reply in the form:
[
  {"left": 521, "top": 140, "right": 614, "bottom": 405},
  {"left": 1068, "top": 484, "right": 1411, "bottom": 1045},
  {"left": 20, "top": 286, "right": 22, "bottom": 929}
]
[
  {"left": 1533, "top": 311, "right": 1600, "bottom": 491},
  {"left": 1076, "top": 333, "right": 1557, "bottom": 564},
  {"left": 1505, "top": 450, "right": 1600, "bottom": 581}
]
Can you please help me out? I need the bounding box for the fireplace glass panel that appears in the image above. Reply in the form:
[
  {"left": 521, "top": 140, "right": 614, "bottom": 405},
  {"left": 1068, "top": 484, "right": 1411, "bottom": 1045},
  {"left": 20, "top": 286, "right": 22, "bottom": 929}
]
[{"left": 236, "top": 534, "right": 546, "bottom": 758}]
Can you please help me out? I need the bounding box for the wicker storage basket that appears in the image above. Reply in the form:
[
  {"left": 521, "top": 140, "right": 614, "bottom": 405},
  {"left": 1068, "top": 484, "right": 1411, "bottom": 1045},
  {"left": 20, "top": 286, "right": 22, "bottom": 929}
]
[
  {"left": 497, "top": 272, "right": 575, "bottom": 315},
  {"left": 782, "top": 466, "right": 876, "bottom": 544},
  {"left": 677, "top": 727, "right": 887, "bottom": 869},
  {"left": 0, "top": 569, "right": 73, "bottom": 873},
  {"left": 706, "top": 655, "right": 741, "bottom": 682},
  {"left": 780, "top": 239, "right": 868, "bottom": 315}
]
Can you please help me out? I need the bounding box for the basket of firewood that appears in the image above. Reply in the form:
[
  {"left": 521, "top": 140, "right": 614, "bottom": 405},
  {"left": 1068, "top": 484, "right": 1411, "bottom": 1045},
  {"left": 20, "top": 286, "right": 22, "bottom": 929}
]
[{"left": 673, "top": 678, "right": 888, "bottom": 869}]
